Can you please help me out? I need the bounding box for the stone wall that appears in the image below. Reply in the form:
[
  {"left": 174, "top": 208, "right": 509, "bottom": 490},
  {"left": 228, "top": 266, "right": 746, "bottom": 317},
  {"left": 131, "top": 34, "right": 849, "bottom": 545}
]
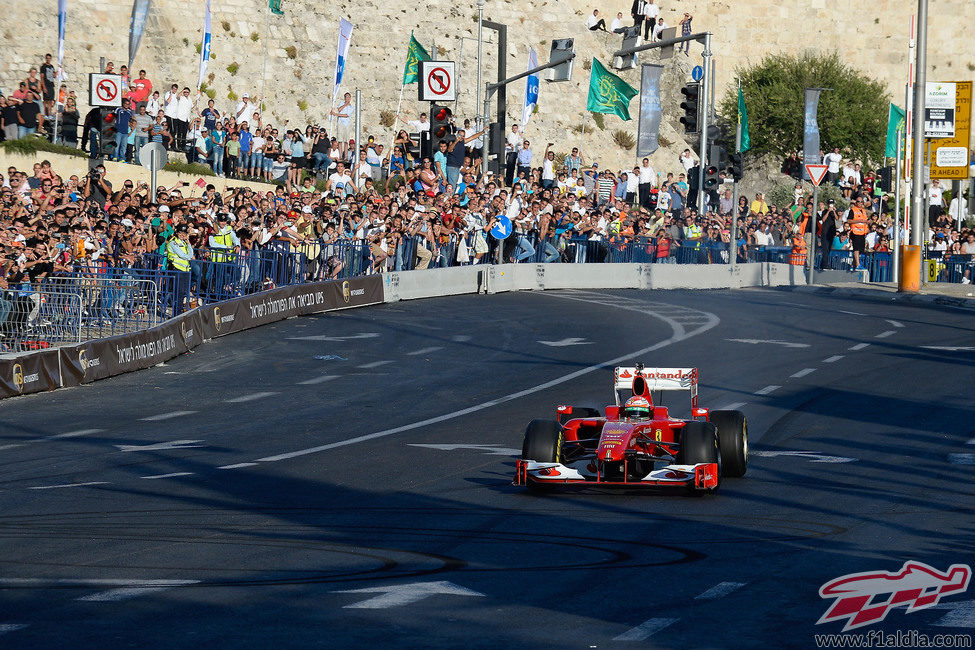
[{"left": 2, "top": 0, "right": 972, "bottom": 172}]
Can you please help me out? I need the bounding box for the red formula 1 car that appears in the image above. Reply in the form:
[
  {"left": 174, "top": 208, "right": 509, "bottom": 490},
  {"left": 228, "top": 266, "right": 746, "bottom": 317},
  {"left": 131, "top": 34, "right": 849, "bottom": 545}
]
[{"left": 514, "top": 365, "right": 748, "bottom": 493}]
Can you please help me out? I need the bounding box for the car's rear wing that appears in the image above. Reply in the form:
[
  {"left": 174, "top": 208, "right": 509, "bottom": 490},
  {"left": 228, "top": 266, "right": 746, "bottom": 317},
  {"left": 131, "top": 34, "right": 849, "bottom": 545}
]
[{"left": 614, "top": 366, "right": 699, "bottom": 410}]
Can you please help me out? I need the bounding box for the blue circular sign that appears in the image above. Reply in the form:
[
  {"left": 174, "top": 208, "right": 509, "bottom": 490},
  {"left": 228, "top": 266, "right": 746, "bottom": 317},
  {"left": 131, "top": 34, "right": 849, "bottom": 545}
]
[
  {"left": 490, "top": 215, "right": 513, "bottom": 240},
  {"left": 691, "top": 66, "right": 703, "bottom": 82}
]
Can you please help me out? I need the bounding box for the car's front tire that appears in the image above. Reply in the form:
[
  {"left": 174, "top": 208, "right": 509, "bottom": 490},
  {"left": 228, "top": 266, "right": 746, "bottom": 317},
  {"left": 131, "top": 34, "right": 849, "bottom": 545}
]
[{"left": 709, "top": 410, "right": 748, "bottom": 477}]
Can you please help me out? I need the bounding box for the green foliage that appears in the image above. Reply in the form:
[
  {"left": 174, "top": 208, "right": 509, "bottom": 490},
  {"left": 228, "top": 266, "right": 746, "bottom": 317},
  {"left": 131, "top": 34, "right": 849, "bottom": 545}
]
[
  {"left": 297, "top": 99, "right": 308, "bottom": 112},
  {"left": 226, "top": 62, "right": 239, "bottom": 75},
  {"left": 583, "top": 59, "right": 592, "bottom": 71},
  {"left": 379, "top": 110, "right": 396, "bottom": 127},
  {"left": 0, "top": 136, "right": 87, "bottom": 159},
  {"left": 228, "top": 89, "right": 239, "bottom": 101},
  {"left": 163, "top": 161, "right": 216, "bottom": 177},
  {"left": 284, "top": 45, "right": 297, "bottom": 59},
  {"left": 195, "top": 42, "right": 201, "bottom": 54},
  {"left": 590, "top": 112, "right": 605, "bottom": 130},
  {"left": 205, "top": 88, "right": 216, "bottom": 100},
  {"left": 719, "top": 52, "right": 889, "bottom": 166},
  {"left": 182, "top": 37, "right": 189, "bottom": 47},
  {"left": 221, "top": 20, "right": 231, "bottom": 32},
  {"left": 250, "top": 32, "right": 259, "bottom": 42},
  {"left": 765, "top": 180, "right": 848, "bottom": 211}
]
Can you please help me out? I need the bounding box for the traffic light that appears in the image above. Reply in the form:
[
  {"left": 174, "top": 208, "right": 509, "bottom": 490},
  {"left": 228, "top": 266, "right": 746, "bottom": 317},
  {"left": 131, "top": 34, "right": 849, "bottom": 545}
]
[
  {"left": 679, "top": 83, "right": 700, "bottom": 134},
  {"left": 545, "top": 38, "right": 575, "bottom": 82},
  {"left": 613, "top": 26, "right": 641, "bottom": 70},
  {"left": 703, "top": 165, "right": 721, "bottom": 191},
  {"left": 728, "top": 153, "right": 744, "bottom": 182},
  {"left": 99, "top": 107, "right": 117, "bottom": 160},
  {"left": 429, "top": 104, "right": 454, "bottom": 154},
  {"left": 877, "top": 165, "right": 893, "bottom": 192}
]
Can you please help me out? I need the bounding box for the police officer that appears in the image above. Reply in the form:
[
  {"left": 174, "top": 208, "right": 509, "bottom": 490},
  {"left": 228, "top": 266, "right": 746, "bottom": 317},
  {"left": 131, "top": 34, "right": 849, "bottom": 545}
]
[{"left": 167, "top": 224, "right": 195, "bottom": 314}]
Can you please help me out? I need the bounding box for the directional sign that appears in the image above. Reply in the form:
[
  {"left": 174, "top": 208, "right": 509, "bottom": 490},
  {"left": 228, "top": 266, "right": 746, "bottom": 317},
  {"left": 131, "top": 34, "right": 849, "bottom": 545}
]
[
  {"left": 89, "top": 73, "right": 122, "bottom": 108},
  {"left": 691, "top": 65, "right": 704, "bottom": 82},
  {"left": 419, "top": 61, "right": 456, "bottom": 102},
  {"left": 333, "top": 581, "right": 484, "bottom": 609},
  {"left": 490, "top": 214, "right": 512, "bottom": 240},
  {"left": 139, "top": 142, "right": 168, "bottom": 171},
  {"left": 805, "top": 164, "right": 829, "bottom": 187}
]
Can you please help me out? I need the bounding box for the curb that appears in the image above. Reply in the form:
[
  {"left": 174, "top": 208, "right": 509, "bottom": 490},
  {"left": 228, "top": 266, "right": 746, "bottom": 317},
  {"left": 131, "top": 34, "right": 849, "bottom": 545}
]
[{"left": 787, "top": 284, "right": 975, "bottom": 311}]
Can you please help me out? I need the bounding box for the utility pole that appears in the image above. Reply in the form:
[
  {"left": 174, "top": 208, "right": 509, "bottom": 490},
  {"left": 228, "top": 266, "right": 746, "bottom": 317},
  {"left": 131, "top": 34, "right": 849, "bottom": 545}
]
[
  {"left": 730, "top": 78, "right": 741, "bottom": 275},
  {"left": 910, "top": 1, "right": 927, "bottom": 252},
  {"left": 697, "top": 33, "right": 712, "bottom": 217},
  {"left": 477, "top": 0, "right": 484, "bottom": 124}
]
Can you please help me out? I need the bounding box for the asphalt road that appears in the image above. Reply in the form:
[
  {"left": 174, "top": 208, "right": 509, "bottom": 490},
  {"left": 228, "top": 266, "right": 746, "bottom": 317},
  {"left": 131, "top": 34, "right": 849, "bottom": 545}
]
[{"left": 1, "top": 288, "right": 973, "bottom": 649}]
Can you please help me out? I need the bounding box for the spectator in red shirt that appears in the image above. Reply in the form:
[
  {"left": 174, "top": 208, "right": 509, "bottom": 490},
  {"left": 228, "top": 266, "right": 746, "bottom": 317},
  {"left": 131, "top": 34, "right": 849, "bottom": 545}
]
[{"left": 126, "top": 70, "right": 153, "bottom": 110}]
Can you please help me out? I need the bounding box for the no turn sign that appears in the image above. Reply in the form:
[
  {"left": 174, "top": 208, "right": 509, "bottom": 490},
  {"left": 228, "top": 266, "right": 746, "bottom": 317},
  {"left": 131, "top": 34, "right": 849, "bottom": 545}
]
[
  {"left": 89, "top": 73, "right": 122, "bottom": 108},
  {"left": 419, "top": 61, "right": 456, "bottom": 102}
]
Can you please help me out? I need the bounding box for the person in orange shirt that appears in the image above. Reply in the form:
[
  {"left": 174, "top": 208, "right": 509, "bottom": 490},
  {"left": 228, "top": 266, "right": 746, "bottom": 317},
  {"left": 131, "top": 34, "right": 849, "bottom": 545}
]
[{"left": 848, "top": 197, "right": 869, "bottom": 269}]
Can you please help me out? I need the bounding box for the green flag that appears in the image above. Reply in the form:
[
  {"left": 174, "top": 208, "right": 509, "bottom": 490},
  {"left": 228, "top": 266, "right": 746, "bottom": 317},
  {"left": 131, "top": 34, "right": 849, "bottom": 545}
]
[
  {"left": 885, "top": 103, "right": 905, "bottom": 157},
  {"left": 269, "top": 0, "right": 283, "bottom": 15},
  {"left": 586, "top": 58, "right": 638, "bottom": 121},
  {"left": 403, "top": 32, "right": 431, "bottom": 85},
  {"left": 738, "top": 87, "right": 751, "bottom": 153}
]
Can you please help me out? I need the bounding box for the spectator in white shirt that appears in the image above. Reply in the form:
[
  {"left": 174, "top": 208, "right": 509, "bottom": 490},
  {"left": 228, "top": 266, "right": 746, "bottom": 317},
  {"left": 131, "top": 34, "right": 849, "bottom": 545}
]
[
  {"left": 611, "top": 12, "right": 627, "bottom": 33},
  {"left": 638, "top": 157, "right": 657, "bottom": 209},
  {"left": 586, "top": 10, "right": 608, "bottom": 32}
]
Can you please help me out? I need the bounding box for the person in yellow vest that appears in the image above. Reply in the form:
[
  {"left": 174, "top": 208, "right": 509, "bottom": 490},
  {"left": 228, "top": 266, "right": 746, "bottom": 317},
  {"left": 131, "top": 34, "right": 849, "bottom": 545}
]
[
  {"left": 167, "top": 224, "right": 195, "bottom": 314},
  {"left": 208, "top": 213, "right": 240, "bottom": 263},
  {"left": 848, "top": 197, "right": 870, "bottom": 269}
]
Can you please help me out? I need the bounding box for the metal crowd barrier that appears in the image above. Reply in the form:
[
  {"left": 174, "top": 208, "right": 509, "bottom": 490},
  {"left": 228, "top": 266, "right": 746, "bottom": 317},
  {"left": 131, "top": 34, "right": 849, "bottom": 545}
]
[
  {"left": 38, "top": 269, "right": 162, "bottom": 339},
  {"left": 1, "top": 287, "right": 83, "bottom": 354}
]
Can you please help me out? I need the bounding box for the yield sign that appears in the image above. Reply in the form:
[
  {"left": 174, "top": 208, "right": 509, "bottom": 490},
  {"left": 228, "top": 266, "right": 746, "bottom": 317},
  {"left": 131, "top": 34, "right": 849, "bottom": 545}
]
[{"left": 805, "top": 164, "right": 829, "bottom": 187}]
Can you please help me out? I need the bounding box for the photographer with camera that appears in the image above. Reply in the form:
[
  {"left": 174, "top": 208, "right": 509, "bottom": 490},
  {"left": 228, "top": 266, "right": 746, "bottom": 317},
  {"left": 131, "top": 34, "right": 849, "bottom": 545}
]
[{"left": 82, "top": 164, "right": 112, "bottom": 209}]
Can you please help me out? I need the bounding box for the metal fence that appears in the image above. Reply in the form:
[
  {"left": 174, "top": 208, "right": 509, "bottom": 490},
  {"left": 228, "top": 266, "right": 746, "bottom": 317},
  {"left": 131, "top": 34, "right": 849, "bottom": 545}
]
[{"left": 1, "top": 287, "right": 83, "bottom": 354}]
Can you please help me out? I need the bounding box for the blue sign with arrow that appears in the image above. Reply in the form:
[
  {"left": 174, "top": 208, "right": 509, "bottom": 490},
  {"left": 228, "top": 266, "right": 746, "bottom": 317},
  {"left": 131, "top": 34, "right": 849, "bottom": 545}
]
[
  {"left": 691, "top": 65, "right": 703, "bottom": 82},
  {"left": 490, "top": 215, "right": 512, "bottom": 240}
]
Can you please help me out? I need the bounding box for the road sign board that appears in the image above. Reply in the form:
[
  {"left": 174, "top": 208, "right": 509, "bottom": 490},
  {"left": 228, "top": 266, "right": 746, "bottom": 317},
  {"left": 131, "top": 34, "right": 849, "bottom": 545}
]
[
  {"left": 805, "top": 164, "right": 828, "bottom": 187},
  {"left": 691, "top": 65, "right": 703, "bottom": 82},
  {"left": 139, "top": 142, "right": 168, "bottom": 171},
  {"left": 490, "top": 215, "right": 512, "bottom": 240},
  {"left": 89, "top": 73, "right": 121, "bottom": 108},
  {"left": 418, "top": 61, "right": 456, "bottom": 102},
  {"left": 925, "top": 80, "right": 971, "bottom": 180}
]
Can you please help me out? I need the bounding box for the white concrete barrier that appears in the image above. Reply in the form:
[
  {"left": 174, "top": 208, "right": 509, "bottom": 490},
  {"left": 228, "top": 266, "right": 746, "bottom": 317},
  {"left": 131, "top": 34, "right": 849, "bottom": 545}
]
[{"left": 382, "top": 262, "right": 806, "bottom": 303}]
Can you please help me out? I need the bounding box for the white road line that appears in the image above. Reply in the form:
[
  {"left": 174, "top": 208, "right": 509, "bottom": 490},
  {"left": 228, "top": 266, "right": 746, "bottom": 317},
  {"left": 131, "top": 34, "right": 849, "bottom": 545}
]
[
  {"left": 28, "top": 482, "right": 109, "bottom": 490},
  {"left": 613, "top": 617, "right": 678, "bottom": 641},
  {"left": 875, "top": 330, "right": 897, "bottom": 339},
  {"left": 298, "top": 375, "right": 339, "bottom": 385},
  {"left": 781, "top": 302, "right": 809, "bottom": 308},
  {"left": 78, "top": 587, "right": 173, "bottom": 602},
  {"left": 224, "top": 392, "right": 278, "bottom": 403},
  {"left": 718, "top": 402, "right": 747, "bottom": 411},
  {"left": 967, "top": 438, "right": 975, "bottom": 446},
  {"left": 48, "top": 428, "right": 105, "bottom": 440},
  {"left": 886, "top": 319, "right": 905, "bottom": 328},
  {"left": 0, "top": 624, "right": 29, "bottom": 634},
  {"left": 849, "top": 343, "right": 870, "bottom": 351},
  {"left": 406, "top": 346, "right": 444, "bottom": 356},
  {"left": 823, "top": 355, "right": 844, "bottom": 363},
  {"left": 838, "top": 310, "right": 867, "bottom": 316},
  {"left": 357, "top": 360, "right": 393, "bottom": 369},
  {"left": 140, "top": 472, "right": 194, "bottom": 480},
  {"left": 452, "top": 335, "right": 472, "bottom": 342},
  {"left": 139, "top": 410, "right": 197, "bottom": 421},
  {"left": 695, "top": 581, "right": 747, "bottom": 600},
  {"left": 254, "top": 297, "right": 720, "bottom": 463},
  {"left": 790, "top": 368, "right": 816, "bottom": 379},
  {"left": 0, "top": 443, "right": 24, "bottom": 451},
  {"left": 218, "top": 462, "right": 258, "bottom": 469},
  {"left": 755, "top": 385, "right": 780, "bottom": 396},
  {"left": 948, "top": 453, "right": 975, "bottom": 465}
]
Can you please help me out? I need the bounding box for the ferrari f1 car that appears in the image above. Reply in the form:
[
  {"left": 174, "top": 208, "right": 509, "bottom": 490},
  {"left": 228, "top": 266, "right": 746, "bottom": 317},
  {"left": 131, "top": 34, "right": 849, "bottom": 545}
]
[{"left": 514, "top": 366, "right": 748, "bottom": 493}]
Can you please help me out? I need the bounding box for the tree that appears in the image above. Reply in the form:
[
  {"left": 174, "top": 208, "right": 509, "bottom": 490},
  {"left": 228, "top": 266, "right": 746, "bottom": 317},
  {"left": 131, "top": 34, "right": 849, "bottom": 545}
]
[{"left": 719, "top": 52, "right": 889, "bottom": 165}]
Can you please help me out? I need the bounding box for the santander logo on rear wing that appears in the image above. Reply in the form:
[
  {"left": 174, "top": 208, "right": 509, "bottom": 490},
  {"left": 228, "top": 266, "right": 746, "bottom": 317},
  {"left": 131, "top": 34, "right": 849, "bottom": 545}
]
[{"left": 615, "top": 366, "right": 698, "bottom": 392}]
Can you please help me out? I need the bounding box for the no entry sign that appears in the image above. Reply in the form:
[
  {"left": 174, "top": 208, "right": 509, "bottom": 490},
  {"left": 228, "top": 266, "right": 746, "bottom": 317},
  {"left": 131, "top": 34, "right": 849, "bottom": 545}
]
[
  {"left": 89, "top": 73, "right": 122, "bottom": 108},
  {"left": 419, "top": 61, "right": 456, "bottom": 102}
]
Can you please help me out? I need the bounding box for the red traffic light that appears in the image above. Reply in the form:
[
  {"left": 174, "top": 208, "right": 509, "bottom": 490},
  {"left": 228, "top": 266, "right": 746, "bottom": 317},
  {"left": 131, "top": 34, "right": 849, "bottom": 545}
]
[
  {"left": 104, "top": 114, "right": 115, "bottom": 123},
  {"left": 434, "top": 107, "right": 451, "bottom": 122},
  {"left": 705, "top": 165, "right": 719, "bottom": 176}
]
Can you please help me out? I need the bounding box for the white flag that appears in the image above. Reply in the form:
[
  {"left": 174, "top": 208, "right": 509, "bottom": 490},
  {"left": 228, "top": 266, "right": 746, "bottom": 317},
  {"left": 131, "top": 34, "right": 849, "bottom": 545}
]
[
  {"left": 331, "top": 18, "right": 354, "bottom": 109},
  {"left": 197, "top": 0, "right": 211, "bottom": 90},
  {"left": 521, "top": 47, "right": 539, "bottom": 128},
  {"left": 57, "top": 0, "right": 67, "bottom": 82}
]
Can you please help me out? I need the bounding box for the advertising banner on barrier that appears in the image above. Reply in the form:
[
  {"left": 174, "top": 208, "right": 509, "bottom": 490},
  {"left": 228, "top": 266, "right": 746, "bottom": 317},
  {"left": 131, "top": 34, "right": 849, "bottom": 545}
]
[
  {"left": 200, "top": 276, "right": 383, "bottom": 339},
  {"left": 69, "top": 316, "right": 194, "bottom": 384},
  {"left": 0, "top": 349, "right": 62, "bottom": 399}
]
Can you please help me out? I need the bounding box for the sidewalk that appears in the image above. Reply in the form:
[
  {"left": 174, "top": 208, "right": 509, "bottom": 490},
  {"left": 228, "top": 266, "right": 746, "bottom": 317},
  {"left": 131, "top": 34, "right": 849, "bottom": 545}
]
[{"left": 792, "top": 280, "right": 975, "bottom": 310}]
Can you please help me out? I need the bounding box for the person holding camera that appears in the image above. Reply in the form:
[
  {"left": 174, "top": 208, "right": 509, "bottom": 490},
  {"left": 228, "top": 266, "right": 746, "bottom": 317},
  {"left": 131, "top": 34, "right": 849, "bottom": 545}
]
[{"left": 83, "top": 165, "right": 112, "bottom": 209}]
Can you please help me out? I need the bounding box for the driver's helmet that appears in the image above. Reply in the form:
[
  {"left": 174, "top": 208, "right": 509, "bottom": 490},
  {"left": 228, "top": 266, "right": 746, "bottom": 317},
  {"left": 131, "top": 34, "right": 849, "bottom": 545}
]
[{"left": 623, "top": 396, "right": 651, "bottom": 420}]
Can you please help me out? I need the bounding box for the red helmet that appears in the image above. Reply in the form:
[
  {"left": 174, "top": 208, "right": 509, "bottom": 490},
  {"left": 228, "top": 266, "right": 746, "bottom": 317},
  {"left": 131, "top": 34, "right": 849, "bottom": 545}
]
[{"left": 623, "top": 396, "right": 651, "bottom": 420}]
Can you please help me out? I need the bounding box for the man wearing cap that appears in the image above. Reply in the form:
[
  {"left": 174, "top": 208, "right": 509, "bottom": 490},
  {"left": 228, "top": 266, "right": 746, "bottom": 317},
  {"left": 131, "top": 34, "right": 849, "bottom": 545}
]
[
  {"left": 167, "top": 224, "right": 195, "bottom": 313},
  {"left": 209, "top": 213, "right": 240, "bottom": 264}
]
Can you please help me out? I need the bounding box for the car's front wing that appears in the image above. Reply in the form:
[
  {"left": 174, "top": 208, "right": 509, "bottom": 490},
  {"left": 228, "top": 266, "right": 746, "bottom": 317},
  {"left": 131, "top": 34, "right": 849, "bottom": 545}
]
[{"left": 514, "top": 460, "right": 719, "bottom": 489}]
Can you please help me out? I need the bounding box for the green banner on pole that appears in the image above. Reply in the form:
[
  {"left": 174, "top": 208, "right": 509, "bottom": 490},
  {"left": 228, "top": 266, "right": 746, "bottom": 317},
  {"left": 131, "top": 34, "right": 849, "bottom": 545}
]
[
  {"left": 586, "top": 58, "right": 638, "bottom": 121},
  {"left": 403, "top": 32, "right": 431, "bottom": 85}
]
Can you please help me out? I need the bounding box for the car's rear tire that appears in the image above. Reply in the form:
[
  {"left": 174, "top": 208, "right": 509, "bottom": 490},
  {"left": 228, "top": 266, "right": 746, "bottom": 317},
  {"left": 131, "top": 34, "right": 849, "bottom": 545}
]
[
  {"left": 522, "top": 419, "right": 563, "bottom": 462},
  {"left": 710, "top": 410, "right": 748, "bottom": 477},
  {"left": 677, "top": 421, "right": 720, "bottom": 493},
  {"left": 557, "top": 406, "right": 602, "bottom": 426}
]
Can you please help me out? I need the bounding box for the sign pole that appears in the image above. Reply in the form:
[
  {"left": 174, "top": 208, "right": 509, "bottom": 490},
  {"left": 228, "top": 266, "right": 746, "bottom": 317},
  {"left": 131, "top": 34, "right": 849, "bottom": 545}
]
[
  {"left": 730, "top": 77, "right": 741, "bottom": 274},
  {"left": 893, "top": 127, "right": 903, "bottom": 281},
  {"left": 809, "top": 184, "right": 818, "bottom": 285},
  {"left": 696, "top": 33, "right": 711, "bottom": 217},
  {"left": 150, "top": 149, "right": 157, "bottom": 200}
]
